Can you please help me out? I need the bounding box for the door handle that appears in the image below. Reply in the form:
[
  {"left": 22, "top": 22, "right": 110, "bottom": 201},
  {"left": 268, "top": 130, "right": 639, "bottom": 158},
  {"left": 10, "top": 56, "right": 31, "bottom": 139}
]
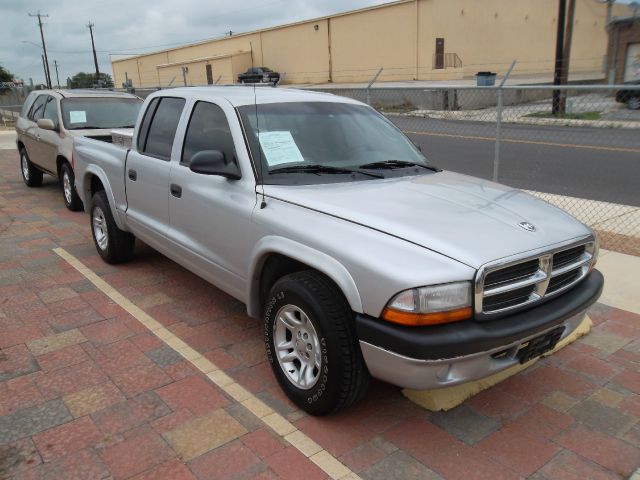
[
  {"left": 128, "top": 169, "right": 137, "bottom": 181},
  {"left": 170, "top": 184, "right": 182, "bottom": 198}
]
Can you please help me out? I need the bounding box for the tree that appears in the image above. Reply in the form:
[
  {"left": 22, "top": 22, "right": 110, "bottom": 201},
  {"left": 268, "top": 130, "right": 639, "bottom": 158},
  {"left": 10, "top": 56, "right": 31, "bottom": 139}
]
[
  {"left": 67, "top": 72, "right": 114, "bottom": 88},
  {"left": 0, "top": 64, "right": 15, "bottom": 82}
]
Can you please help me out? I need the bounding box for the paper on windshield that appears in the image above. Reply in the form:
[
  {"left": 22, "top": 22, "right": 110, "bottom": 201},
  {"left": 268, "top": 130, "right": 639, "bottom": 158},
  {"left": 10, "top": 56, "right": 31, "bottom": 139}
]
[
  {"left": 258, "top": 131, "right": 304, "bottom": 167},
  {"left": 69, "top": 111, "right": 87, "bottom": 124}
]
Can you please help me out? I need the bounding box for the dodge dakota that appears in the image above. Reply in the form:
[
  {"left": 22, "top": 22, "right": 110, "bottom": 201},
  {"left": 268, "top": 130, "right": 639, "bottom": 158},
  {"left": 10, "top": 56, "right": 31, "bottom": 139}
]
[{"left": 72, "top": 87, "right": 603, "bottom": 415}]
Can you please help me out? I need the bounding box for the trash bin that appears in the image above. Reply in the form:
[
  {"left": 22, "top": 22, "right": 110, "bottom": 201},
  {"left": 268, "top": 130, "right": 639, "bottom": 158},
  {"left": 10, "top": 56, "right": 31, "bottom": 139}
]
[{"left": 476, "top": 71, "right": 497, "bottom": 86}]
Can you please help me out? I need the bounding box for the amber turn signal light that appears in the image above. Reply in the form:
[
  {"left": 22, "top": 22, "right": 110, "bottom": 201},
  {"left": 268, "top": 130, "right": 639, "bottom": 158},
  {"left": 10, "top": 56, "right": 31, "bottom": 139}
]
[{"left": 381, "top": 306, "right": 473, "bottom": 326}]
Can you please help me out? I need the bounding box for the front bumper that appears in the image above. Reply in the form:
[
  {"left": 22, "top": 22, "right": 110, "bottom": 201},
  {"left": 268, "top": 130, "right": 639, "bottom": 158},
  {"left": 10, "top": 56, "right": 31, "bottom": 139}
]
[{"left": 357, "top": 269, "right": 603, "bottom": 390}]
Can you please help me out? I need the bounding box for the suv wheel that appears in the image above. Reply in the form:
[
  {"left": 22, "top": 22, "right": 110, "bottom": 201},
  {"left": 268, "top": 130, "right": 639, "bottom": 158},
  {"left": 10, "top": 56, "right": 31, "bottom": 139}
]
[
  {"left": 629, "top": 96, "right": 640, "bottom": 110},
  {"left": 264, "top": 271, "right": 369, "bottom": 415},
  {"left": 61, "top": 163, "right": 83, "bottom": 211},
  {"left": 19, "top": 148, "right": 43, "bottom": 187},
  {"left": 90, "top": 190, "right": 135, "bottom": 264}
]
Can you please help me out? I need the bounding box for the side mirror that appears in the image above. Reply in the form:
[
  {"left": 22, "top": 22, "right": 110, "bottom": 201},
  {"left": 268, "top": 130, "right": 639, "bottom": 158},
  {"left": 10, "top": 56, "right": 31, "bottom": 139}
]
[
  {"left": 189, "top": 150, "right": 241, "bottom": 179},
  {"left": 37, "top": 118, "right": 56, "bottom": 131}
]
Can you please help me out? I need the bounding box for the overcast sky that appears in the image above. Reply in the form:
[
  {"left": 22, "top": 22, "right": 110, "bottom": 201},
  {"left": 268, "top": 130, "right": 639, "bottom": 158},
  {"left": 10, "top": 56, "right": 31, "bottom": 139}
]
[
  {"left": 1, "top": 0, "right": 636, "bottom": 85},
  {"left": 1, "top": 0, "right": 388, "bottom": 85}
]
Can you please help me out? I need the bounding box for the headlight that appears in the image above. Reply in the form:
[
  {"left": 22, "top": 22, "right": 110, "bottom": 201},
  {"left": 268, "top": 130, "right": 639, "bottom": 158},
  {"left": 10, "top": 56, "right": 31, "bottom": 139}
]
[{"left": 382, "top": 281, "right": 472, "bottom": 326}]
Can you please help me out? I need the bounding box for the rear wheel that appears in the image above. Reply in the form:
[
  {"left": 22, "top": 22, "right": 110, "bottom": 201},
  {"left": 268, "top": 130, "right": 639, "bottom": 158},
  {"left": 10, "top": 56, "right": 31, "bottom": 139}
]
[
  {"left": 90, "top": 190, "right": 135, "bottom": 264},
  {"left": 264, "top": 271, "right": 369, "bottom": 415},
  {"left": 19, "top": 148, "right": 43, "bottom": 187},
  {"left": 61, "top": 162, "right": 83, "bottom": 211},
  {"left": 629, "top": 97, "right": 640, "bottom": 110}
]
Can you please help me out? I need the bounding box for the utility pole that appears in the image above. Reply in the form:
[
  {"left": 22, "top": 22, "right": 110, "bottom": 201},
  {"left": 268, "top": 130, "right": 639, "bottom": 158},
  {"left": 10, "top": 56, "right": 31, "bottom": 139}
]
[
  {"left": 29, "top": 12, "right": 52, "bottom": 88},
  {"left": 552, "top": 0, "right": 567, "bottom": 115},
  {"left": 53, "top": 60, "right": 60, "bottom": 88},
  {"left": 87, "top": 22, "right": 101, "bottom": 86},
  {"left": 41, "top": 55, "right": 48, "bottom": 87},
  {"left": 558, "top": 0, "right": 576, "bottom": 114}
]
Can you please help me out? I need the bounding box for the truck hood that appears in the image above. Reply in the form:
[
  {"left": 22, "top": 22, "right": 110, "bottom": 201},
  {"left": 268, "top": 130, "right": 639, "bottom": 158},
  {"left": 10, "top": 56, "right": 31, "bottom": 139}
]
[{"left": 264, "top": 171, "right": 592, "bottom": 269}]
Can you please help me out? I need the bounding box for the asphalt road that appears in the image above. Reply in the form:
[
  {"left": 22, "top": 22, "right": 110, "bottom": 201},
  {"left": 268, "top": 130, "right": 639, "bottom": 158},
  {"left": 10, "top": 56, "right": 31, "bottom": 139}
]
[{"left": 390, "top": 116, "right": 640, "bottom": 207}]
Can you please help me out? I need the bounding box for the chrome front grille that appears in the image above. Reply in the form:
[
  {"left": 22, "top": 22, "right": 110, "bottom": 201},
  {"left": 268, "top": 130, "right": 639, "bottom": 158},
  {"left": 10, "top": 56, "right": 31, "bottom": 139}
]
[{"left": 475, "top": 239, "right": 596, "bottom": 317}]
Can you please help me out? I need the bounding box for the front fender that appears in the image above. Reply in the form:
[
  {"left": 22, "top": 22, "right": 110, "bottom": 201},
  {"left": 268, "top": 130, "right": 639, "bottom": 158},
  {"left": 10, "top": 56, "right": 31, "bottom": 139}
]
[
  {"left": 80, "top": 165, "right": 128, "bottom": 231},
  {"left": 247, "top": 236, "right": 363, "bottom": 318}
]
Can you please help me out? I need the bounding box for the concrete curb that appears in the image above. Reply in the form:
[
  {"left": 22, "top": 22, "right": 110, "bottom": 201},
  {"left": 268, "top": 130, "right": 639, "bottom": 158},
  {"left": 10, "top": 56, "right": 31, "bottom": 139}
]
[{"left": 396, "top": 111, "right": 640, "bottom": 129}]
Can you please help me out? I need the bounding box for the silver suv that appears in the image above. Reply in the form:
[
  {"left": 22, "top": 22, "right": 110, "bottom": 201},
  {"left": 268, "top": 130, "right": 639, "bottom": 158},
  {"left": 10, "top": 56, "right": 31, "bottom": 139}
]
[{"left": 16, "top": 89, "right": 141, "bottom": 210}]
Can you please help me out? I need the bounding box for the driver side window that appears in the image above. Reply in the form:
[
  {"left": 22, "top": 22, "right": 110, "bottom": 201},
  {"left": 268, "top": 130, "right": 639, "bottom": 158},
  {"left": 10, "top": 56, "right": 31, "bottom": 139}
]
[
  {"left": 181, "top": 101, "right": 237, "bottom": 167},
  {"left": 42, "top": 96, "right": 59, "bottom": 127},
  {"left": 28, "top": 95, "right": 47, "bottom": 121}
]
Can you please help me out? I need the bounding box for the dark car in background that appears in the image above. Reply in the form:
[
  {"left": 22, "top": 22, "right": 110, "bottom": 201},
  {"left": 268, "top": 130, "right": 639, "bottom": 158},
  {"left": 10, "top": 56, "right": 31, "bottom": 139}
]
[
  {"left": 237, "top": 67, "right": 280, "bottom": 85},
  {"left": 614, "top": 80, "right": 640, "bottom": 110}
]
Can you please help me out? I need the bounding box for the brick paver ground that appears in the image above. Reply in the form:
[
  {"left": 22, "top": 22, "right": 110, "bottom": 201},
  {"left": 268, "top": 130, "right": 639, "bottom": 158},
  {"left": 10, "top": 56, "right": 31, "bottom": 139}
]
[{"left": 1, "top": 148, "right": 639, "bottom": 480}]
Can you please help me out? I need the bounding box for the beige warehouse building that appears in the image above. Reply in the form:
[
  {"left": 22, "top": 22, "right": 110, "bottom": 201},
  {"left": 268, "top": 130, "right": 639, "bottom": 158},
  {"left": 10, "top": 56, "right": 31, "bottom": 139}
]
[{"left": 111, "top": 0, "right": 631, "bottom": 88}]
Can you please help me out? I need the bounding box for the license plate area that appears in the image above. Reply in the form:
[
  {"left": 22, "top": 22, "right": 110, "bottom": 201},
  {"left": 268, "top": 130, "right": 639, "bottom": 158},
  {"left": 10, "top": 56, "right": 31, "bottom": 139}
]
[{"left": 516, "top": 326, "right": 565, "bottom": 364}]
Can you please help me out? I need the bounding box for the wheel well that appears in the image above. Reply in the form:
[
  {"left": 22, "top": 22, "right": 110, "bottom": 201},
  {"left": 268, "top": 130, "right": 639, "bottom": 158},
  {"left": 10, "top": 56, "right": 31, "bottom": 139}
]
[
  {"left": 89, "top": 174, "right": 105, "bottom": 198},
  {"left": 259, "top": 254, "right": 323, "bottom": 314},
  {"left": 17, "top": 141, "right": 25, "bottom": 151},
  {"left": 56, "top": 156, "right": 69, "bottom": 177}
]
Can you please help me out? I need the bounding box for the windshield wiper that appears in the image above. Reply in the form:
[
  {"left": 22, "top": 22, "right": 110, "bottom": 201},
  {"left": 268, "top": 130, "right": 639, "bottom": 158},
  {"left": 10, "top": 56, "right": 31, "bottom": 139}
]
[
  {"left": 68, "top": 125, "right": 105, "bottom": 130},
  {"left": 269, "top": 164, "right": 384, "bottom": 178},
  {"left": 358, "top": 160, "right": 440, "bottom": 172}
]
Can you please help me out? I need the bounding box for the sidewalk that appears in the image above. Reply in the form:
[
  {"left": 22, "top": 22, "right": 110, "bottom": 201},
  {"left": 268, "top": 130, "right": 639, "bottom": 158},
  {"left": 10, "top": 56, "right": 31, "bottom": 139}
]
[{"left": 1, "top": 147, "right": 639, "bottom": 479}]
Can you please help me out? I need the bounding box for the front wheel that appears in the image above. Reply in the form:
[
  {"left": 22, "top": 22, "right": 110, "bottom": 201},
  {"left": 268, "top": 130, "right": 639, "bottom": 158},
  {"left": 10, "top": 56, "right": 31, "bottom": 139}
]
[
  {"left": 61, "top": 163, "right": 83, "bottom": 211},
  {"left": 264, "top": 271, "right": 369, "bottom": 415},
  {"left": 90, "top": 190, "right": 135, "bottom": 264},
  {"left": 629, "top": 97, "right": 640, "bottom": 110},
  {"left": 19, "top": 148, "right": 43, "bottom": 187}
]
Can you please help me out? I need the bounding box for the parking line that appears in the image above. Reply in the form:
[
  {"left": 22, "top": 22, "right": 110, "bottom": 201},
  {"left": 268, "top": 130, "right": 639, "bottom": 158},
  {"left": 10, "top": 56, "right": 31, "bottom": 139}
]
[
  {"left": 53, "top": 247, "right": 360, "bottom": 480},
  {"left": 403, "top": 130, "right": 640, "bottom": 154}
]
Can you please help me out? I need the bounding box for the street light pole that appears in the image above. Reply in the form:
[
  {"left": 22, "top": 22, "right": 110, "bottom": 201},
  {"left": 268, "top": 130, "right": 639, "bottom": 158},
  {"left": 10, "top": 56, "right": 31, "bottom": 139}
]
[{"left": 29, "top": 12, "right": 52, "bottom": 88}]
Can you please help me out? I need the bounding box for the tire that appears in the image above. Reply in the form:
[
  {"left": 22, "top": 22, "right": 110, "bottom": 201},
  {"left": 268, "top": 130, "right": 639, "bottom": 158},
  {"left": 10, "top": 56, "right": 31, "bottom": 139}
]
[
  {"left": 60, "top": 162, "right": 83, "bottom": 212},
  {"left": 629, "top": 97, "right": 640, "bottom": 110},
  {"left": 90, "top": 190, "right": 135, "bottom": 264},
  {"left": 19, "top": 148, "right": 43, "bottom": 187},
  {"left": 264, "top": 270, "right": 369, "bottom": 415}
]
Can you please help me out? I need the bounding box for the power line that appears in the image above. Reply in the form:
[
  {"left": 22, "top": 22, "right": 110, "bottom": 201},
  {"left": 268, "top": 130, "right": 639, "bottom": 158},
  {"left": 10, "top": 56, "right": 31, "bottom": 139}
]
[{"left": 29, "top": 12, "right": 52, "bottom": 88}]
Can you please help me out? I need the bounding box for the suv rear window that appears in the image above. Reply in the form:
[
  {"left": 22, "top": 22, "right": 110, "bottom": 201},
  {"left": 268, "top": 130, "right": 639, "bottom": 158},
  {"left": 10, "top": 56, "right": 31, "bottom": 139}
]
[{"left": 60, "top": 97, "right": 142, "bottom": 130}]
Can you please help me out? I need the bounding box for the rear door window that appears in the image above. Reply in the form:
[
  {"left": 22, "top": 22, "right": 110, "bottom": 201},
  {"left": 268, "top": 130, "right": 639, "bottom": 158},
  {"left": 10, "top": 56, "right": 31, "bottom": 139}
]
[
  {"left": 136, "top": 97, "right": 160, "bottom": 152},
  {"left": 141, "top": 97, "right": 185, "bottom": 160}
]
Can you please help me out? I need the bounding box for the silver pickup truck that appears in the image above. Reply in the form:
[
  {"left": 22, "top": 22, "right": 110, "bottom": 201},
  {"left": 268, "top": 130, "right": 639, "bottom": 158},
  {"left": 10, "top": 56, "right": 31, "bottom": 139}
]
[{"left": 73, "top": 87, "right": 603, "bottom": 415}]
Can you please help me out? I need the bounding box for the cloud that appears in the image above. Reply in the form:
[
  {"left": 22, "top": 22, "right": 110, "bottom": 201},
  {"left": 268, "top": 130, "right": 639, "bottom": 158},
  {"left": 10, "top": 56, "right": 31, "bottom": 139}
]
[{"left": 1, "top": 0, "right": 385, "bottom": 84}]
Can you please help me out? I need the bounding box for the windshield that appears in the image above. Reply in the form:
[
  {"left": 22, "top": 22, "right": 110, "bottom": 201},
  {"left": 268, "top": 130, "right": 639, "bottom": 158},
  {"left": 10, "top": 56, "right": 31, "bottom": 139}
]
[
  {"left": 238, "top": 102, "right": 428, "bottom": 184},
  {"left": 61, "top": 97, "right": 142, "bottom": 130}
]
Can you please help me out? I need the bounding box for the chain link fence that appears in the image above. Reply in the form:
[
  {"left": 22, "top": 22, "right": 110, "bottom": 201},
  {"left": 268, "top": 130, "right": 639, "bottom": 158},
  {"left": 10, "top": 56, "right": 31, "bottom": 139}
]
[
  {"left": 313, "top": 84, "right": 640, "bottom": 256},
  {"left": 2, "top": 83, "right": 639, "bottom": 255},
  {"left": 0, "top": 86, "right": 31, "bottom": 127}
]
